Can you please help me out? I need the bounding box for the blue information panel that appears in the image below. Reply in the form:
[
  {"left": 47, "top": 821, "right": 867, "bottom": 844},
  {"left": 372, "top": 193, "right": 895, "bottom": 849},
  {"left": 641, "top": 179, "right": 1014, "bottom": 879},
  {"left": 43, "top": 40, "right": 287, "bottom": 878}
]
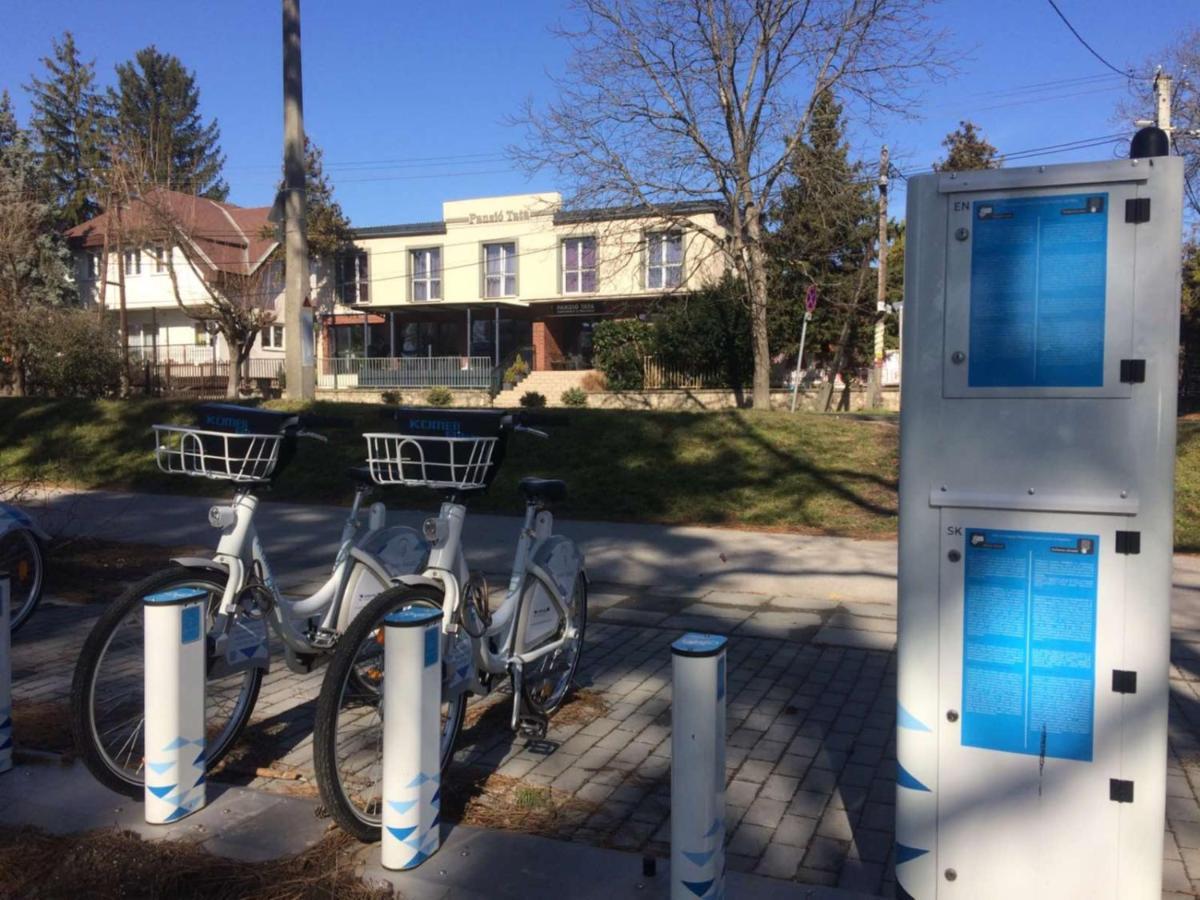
[
  {"left": 961, "top": 528, "right": 1098, "bottom": 761},
  {"left": 968, "top": 193, "right": 1108, "bottom": 388}
]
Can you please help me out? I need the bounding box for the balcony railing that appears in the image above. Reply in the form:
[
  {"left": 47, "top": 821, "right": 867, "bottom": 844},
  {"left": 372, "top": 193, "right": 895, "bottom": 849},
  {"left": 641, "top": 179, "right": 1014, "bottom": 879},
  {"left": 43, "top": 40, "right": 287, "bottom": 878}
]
[
  {"left": 128, "top": 343, "right": 227, "bottom": 365},
  {"left": 318, "top": 356, "right": 492, "bottom": 390}
]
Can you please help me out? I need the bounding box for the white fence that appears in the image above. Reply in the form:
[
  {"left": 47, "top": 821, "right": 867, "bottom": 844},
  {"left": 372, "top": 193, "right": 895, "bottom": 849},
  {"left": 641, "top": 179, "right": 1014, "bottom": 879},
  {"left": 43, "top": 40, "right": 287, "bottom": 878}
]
[{"left": 318, "top": 356, "right": 492, "bottom": 390}]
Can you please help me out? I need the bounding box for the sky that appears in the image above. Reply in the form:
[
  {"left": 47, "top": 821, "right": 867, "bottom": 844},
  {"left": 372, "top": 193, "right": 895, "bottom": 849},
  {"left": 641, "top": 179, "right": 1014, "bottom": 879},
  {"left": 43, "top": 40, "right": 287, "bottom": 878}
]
[{"left": 0, "top": 0, "right": 1195, "bottom": 225}]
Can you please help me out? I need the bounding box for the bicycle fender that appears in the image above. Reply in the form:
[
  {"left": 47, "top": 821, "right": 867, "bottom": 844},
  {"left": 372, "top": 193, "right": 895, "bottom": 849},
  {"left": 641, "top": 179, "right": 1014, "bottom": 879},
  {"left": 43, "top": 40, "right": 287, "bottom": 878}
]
[
  {"left": 390, "top": 573, "right": 444, "bottom": 592},
  {"left": 0, "top": 503, "right": 50, "bottom": 543},
  {"left": 529, "top": 535, "right": 585, "bottom": 603},
  {"left": 170, "top": 556, "right": 231, "bottom": 575}
]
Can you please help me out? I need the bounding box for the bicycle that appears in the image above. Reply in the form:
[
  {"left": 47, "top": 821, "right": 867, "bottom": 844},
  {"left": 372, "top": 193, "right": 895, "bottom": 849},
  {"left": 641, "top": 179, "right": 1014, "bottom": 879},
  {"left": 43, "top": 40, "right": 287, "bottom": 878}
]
[
  {"left": 0, "top": 502, "right": 48, "bottom": 633},
  {"left": 70, "top": 403, "right": 436, "bottom": 797},
  {"left": 312, "top": 407, "right": 588, "bottom": 841}
]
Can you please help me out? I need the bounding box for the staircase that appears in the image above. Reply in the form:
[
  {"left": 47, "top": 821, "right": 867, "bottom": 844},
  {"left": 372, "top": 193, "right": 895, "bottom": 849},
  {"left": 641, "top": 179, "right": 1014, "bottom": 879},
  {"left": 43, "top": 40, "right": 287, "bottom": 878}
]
[{"left": 493, "top": 369, "right": 596, "bottom": 407}]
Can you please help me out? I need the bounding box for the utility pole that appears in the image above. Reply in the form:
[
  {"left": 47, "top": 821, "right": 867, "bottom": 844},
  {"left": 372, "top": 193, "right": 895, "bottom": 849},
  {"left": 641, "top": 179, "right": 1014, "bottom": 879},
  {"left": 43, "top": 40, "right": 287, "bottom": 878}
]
[
  {"left": 1154, "top": 68, "right": 1173, "bottom": 145},
  {"left": 865, "top": 145, "right": 888, "bottom": 410},
  {"left": 283, "top": 0, "right": 314, "bottom": 400}
]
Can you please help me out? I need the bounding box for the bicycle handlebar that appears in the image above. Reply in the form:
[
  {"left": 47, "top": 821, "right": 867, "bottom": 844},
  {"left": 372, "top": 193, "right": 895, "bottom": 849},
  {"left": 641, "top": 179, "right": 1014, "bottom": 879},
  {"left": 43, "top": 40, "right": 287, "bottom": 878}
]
[
  {"left": 297, "top": 413, "right": 353, "bottom": 431},
  {"left": 506, "top": 409, "right": 569, "bottom": 428}
]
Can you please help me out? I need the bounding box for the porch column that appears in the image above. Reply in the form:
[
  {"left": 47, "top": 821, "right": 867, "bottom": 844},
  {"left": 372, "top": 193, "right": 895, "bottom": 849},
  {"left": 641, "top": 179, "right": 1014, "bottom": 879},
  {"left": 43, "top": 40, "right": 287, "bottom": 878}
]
[
  {"left": 466, "top": 308, "right": 472, "bottom": 358},
  {"left": 363, "top": 310, "right": 369, "bottom": 356},
  {"left": 389, "top": 311, "right": 396, "bottom": 357},
  {"left": 494, "top": 305, "right": 500, "bottom": 366}
]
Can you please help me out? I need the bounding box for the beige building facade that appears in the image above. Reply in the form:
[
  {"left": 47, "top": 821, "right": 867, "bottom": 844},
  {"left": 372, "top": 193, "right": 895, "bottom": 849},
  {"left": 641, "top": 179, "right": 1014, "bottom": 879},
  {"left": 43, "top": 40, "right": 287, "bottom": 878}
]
[{"left": 328, "top": 191, "right": 728, "bottom": 372}]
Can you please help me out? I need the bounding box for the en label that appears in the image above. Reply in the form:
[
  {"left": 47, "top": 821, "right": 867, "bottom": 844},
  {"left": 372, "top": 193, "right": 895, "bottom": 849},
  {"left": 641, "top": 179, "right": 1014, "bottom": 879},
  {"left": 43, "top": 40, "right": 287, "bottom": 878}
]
[
  {"left": 960, "top": 528, "right": 1098, "bottom": 761},
  {"left": 968, "top": 193, "right": 1108, "bottom": 388}
]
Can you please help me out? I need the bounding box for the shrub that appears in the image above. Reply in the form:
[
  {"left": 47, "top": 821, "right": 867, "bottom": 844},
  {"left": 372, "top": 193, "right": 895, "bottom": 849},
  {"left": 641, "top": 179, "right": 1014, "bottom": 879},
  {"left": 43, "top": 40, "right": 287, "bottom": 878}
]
[
  {"left": 21, "top": 308, "right": 122, "bottom": 397},
  {"left": 426, "top": 386, "right": 453, "bottom": 407},
  {"left": 653, "top": 276, "right": 751, "bottom": 389},
  {"left": 592, "top": 318, "right": 653, "bottom": 391},
  {"left": 519, "top": 391, "right": 546, "bottom": 408},
  {"left": 561, "top": 387, "right": 588, "bottom": 408},
  {"left": 580, "top": 370, "right": 607, "bottom": 392},
  {"left": 503, "top": 354, "right": 530, "bottom": 388},
  {"left": 380, "top": 389, "right": 401, "bottom": 404}
]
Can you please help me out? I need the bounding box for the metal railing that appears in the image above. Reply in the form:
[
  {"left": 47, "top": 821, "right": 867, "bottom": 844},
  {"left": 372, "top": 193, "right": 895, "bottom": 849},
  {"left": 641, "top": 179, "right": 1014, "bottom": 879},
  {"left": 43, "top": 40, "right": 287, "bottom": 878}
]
[
  {"left": 318, "top": 356, "right": 492, "bottom": 390},
  {"left": 641, "top": 356, "right": 725, "bottom": 390},
  {"left": 128, "top": 343, "right": 226, "bottom": 366}
]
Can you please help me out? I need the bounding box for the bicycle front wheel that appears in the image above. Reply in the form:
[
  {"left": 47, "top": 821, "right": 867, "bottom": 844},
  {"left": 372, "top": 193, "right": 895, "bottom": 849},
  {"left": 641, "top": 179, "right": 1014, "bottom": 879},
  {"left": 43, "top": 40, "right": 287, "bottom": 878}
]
[
  {"left": 69, "top": 566, "right": 264, "bottom": 798},
  {"left": 0, "top": 528, "right": 44, "bottom": 633},
  {"left": 313, "top": 585, "right": 469, "bottom": 842}
]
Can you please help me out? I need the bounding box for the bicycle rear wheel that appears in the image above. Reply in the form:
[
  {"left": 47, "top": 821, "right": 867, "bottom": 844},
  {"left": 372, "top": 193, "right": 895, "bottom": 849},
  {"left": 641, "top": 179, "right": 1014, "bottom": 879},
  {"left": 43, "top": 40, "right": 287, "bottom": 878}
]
[
  {"left": 520, "top": 573, "right": 587, "bottom": 717},
  {"left": 0, "top": 528, "right": 44, "bottom": 633},
  {"left": 69, "top": 566, "right": 264, "bottom": 798},
  {"left": 313, "top": 585, "right": 469, "bottom": 842}
]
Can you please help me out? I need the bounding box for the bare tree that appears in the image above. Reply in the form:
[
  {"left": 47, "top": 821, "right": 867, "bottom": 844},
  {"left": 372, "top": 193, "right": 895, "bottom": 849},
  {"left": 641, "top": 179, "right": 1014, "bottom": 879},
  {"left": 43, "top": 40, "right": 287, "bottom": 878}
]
[{"left": 516, "top": 0, "right": 945, "bottom": 407}]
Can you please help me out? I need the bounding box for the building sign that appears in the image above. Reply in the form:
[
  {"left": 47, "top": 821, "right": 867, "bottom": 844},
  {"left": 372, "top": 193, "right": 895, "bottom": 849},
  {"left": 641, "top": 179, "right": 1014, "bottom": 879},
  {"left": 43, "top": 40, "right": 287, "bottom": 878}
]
[
  {"left": 467, "top": 209, "right": 534, "bottom": 225},
  {"left": 552, "top": 301, "right": 600, "bottom": 317}
]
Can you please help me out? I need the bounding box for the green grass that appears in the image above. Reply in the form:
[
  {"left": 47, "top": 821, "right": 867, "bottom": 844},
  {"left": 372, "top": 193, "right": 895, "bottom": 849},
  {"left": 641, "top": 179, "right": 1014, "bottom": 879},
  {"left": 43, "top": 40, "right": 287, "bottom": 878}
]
[
  {"left": 1176, "top": 420, "right": 1200, "bottom": 552},
  {"left": 0, "top": 397, "right": 899, "bottom": 539}
]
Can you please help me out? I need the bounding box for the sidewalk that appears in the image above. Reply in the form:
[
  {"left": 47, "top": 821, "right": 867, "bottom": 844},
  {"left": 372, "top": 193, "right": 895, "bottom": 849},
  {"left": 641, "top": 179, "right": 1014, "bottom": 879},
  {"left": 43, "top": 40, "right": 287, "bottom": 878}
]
[{"left": 9, "top": 488, "right": 1200, "bottom": 896}]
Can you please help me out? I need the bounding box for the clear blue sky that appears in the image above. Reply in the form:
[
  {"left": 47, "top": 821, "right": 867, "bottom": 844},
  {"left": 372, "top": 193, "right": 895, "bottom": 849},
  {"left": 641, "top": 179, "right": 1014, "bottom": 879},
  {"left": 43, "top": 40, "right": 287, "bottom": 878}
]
[{"left": 0, "top": 0, "right": 1195, "bottom": 225}]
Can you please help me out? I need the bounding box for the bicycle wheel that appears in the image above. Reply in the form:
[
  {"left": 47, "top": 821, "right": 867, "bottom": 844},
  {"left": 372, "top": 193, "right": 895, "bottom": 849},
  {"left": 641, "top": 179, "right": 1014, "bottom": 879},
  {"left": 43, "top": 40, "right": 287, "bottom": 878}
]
[
  {"left": 69, "top": 566, "right": 264, "bottom": 798},
  {"left": 520, "top": 573, "right": 587, "bottom": 717},
  {"left": 313, "top": 585, "right": 469, "bottom": 842},
  {"left": 0, "top": 528, "right": 44, "bottom": 634}
]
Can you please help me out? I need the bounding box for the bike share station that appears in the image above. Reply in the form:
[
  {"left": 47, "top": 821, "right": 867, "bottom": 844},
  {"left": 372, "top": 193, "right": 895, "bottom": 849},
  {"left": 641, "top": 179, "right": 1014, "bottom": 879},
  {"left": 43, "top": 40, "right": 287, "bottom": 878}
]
[{"left": 896, "top": 146, "right": 1183, "bottom": 898}]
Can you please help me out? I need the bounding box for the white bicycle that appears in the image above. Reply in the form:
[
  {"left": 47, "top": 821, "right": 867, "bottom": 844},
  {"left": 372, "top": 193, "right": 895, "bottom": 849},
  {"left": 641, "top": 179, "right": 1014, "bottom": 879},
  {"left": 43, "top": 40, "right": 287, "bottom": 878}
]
[
  {"left": 70, "top": 404, "right": 435, "bottom": 797},
  {"left": 312, "top": 407, "right": 588, "bottom": 841}
]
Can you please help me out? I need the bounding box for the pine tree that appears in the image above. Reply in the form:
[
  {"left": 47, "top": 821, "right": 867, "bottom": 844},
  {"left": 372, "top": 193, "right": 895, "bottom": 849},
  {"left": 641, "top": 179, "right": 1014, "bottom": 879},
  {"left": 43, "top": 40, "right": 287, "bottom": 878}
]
[
  {"left": 111, "top": 46, "right": 227, "bottom": 199},
  {"left": 769, "top": 91, "right": 877, "bottom": 379},
  {"left": 25, "top": 31, "right": 108, "bottom": 227},
  {"left": 933, "top": 120, "right": 1000, "bottom": 172},
  {"left": 298, "top": 138, "right": 352, "bottom": 260}
]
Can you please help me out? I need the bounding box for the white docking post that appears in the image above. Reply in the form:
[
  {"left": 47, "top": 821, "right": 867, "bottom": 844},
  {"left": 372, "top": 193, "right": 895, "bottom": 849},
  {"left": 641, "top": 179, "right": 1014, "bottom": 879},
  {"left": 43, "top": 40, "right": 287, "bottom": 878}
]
[
  {"left": 382, "top": 605, "right": 443, "bottom": 870},
  {"left": 671, "top": 632, "right": 727, "bottom": 900},
  {"left": 143, "top": 587, "right": 208, "bottom": 824},
  {"left": 0, "top": 573, "right": 11, "bottom": 775}
]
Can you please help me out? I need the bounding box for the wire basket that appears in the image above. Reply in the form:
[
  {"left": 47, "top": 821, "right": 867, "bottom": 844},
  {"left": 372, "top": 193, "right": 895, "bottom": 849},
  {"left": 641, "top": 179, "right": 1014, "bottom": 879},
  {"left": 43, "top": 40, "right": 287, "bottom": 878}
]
[
  {"left": 153, "top": 425, "right": 283, "bottom": 483},
  {"left": 364, "top": 433, "right": 499, "bottom": 490}
]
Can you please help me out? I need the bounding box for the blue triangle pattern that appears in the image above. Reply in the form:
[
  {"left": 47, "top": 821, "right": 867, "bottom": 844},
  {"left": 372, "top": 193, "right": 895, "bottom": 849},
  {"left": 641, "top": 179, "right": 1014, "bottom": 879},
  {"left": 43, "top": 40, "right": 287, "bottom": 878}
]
[
  {"left": 192, "top": 773, "right": 206, "bottom": 789},
  {"left": 387, "top": 799, "right": 417, "bottom": 814},
  {"left": 148, "top": 784, "right": 176, "bottom": 799},
  {"left": 163, "top": 737, "right": 188, "bottom": 751},
  {"left": 419, "top": 831, "right": 439, "bottom": 854},
  {"left": 406, "top": 773, "right": 430, "bottom": 788},
  {"left": 897, "top": 763, "right": 930, "bottom": 792},
  {"left": 192, "top": 749, "right": 206, "bottom": 768},
  {"left": 386, "top": 825, "right": 417, "bottom": 842},
  {"left": 702, "top": 818, "right": 722, "bottom": 838},
  {"left": 404, "top": 850, "right": 429, "bottom": 868},
  {"left": 0, "top": 717, "right": 11, "bottom": 730},
  {"left": 431, "top": 788, "right": 440, "bottom": 805},
  {"left": 895, "top": 843, "right": 929, "bottom": 866},
  {"left": 682, "top": 849, "right": 715, "bottom": 867},
  {"left": 164, "top": 805, "right": 191, "bottom": 822},
  {"left": 0, "top": 737, "right": 11, "bottom": 752},
  {"left": 148, "top": 761, "right": 174, "bottom": 775},
  {"left": 681, "top": 878, "right": 714, "bottom": 898},
  {"left": 430, "top": 812, "right": 441, "bottom": 830},
  {"left": 897, "top": 703, "right": 931, "bottom": 732}
]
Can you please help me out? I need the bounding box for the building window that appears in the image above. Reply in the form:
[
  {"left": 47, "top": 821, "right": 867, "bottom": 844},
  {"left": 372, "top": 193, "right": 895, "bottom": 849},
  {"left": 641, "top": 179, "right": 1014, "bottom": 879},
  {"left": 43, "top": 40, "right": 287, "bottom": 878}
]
[
  {"left": 411, "top": 248, "right": 442, "bottom": 301},
  {"left": 194, "top": 322, "right": 212, "bottom": 347},
  {"left": 337, "top": 250, "right": 369, "bottom": 304},
  {"left": 262, "top": 324, "right": 284, "bottom": 350},
  {"left": 123, "top": 248, "right": 141, "bottom": 276},
  {"left": 81, "top": 252, "right": 100, "bottom": 280},
  {"left": 483, "top": 242, "right": 517, "bottom": 298},
  {"left": 646, "top": 232, "right": 683, "bottom": 289},
  {"left": 562, "top": 237, "right": 597, "bottom": 294},
  {"left": 153, "top": 245, "right": 168, "bottom": 273}
]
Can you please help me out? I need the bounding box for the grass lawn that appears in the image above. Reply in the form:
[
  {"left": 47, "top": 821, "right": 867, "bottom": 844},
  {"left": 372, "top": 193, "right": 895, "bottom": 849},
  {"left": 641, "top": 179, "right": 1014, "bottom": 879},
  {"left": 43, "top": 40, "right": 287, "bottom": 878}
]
[{"left": 0, "top": 397, "right": 899, "bottom": 539}]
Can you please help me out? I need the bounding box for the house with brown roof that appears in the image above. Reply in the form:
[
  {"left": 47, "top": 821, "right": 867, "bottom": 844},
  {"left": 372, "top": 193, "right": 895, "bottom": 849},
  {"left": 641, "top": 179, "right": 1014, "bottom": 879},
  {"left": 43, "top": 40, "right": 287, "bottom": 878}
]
[{"left": 65, "top": 188, "right": 329, "bottom": 368}]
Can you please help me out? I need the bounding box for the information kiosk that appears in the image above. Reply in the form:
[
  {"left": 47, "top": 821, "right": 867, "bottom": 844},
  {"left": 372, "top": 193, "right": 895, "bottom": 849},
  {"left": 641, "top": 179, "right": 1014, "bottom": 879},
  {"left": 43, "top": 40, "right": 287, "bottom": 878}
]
[{"left": 896, "top": 153, "right": 1183, "bottom": 898}]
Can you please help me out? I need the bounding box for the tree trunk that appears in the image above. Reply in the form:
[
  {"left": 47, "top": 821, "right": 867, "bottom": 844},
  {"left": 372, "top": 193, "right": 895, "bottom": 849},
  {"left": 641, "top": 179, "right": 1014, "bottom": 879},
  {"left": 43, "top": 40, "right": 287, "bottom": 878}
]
[
  {"left": 820, "top": 315, "right": 853, "bottom": 412},
  {"left": 745, "top": 227, "right": 772, "bottom": 410}
]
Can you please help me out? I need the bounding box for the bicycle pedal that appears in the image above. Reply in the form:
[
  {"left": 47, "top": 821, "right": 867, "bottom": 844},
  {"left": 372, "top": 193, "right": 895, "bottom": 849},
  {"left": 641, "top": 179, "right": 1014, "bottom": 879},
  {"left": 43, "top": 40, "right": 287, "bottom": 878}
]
[
  {"left": 309, "top": 629, "right": 338, "bottom": 650},
  {"left": 517, "top": 714, "right": 549, "bottom": 740}
]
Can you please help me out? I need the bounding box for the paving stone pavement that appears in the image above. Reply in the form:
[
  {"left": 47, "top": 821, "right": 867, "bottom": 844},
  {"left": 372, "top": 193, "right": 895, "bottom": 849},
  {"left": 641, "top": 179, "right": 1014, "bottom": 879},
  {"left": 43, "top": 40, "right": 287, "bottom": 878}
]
[{"left": 9, "top": 573, "right": 1200, "bottom": 897}]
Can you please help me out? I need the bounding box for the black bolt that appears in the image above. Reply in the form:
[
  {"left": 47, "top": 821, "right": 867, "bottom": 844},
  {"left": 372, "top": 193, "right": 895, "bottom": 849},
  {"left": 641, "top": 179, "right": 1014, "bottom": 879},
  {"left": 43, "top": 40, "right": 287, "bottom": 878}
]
[
  {"left": 947, "top": 710, "right": 959, "bottom": 722},
  {"left": 948, "top": 549, "right": 962, "bottom": 563},
  {"left": 945, "top": 868, "right": 958, "bottom": 881}
]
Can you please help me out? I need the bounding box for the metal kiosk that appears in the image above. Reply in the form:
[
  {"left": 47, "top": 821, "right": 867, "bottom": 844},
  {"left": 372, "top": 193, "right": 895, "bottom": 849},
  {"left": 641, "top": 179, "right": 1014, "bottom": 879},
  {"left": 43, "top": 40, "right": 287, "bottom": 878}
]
[{"left": 896, "top": 152, "right": 1183, "bottom": 898}]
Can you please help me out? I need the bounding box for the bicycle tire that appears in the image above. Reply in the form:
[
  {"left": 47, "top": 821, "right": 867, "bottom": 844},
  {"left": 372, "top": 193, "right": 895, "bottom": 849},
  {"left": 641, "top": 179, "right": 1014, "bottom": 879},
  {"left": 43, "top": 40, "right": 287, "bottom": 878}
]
[
  {"left": 313, "top": 584, "right": 468, "bottom": 842},
  {"left": 1, "top": 528, "right": 44, "bottom": 634},
  {"left": 69, "top": 566, "right": 264, "bottom": 798},
  {"left": 520, "top": 573, "right": 587, "bottom": 717}
]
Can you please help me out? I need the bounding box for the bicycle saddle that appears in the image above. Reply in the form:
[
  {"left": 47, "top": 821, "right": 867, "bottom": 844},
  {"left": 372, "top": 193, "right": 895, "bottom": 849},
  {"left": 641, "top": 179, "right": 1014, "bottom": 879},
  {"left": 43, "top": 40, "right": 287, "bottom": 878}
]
[{"left": 518, "top": 477, "right": 567, "bottom": 503}]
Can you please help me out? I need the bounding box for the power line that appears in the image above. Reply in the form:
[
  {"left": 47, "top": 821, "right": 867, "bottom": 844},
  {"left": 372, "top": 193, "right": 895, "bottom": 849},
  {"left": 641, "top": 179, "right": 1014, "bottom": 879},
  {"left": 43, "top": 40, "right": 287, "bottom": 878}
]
[{"left": 1045, "top": 0, "right": 1134, "bottom": 80}]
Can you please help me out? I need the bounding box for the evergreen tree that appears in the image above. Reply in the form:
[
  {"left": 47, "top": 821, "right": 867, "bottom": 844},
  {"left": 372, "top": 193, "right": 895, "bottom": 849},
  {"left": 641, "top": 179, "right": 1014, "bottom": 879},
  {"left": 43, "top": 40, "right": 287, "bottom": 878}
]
[
  {"left": 25, "top": 31, "right": 108, "bottom": 227},
  {"left": 933, "top": 120, "right": 1000, "bottom": 172},
  {"left": 296, "top": 138, "right": 352, "bottom": 260},
  {"left": 769, "top": 91, "right": 877, "bottom": 377},
  {"left": 0, "top": 90, "right": 72, "bottom": 395},
  {"left": 111, "top": 46, "right": 227, "bottom": 199}
]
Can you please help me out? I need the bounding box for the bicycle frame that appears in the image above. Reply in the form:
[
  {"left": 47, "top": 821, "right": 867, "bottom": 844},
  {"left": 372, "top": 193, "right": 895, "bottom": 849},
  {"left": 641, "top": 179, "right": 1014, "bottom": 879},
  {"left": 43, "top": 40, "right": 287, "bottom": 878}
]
[
  {"left": 196, "top": 486, "right": 426, "bottom": 665},
  {"left": 412, "top": 499, "right": 584, "bottom": 701}
]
